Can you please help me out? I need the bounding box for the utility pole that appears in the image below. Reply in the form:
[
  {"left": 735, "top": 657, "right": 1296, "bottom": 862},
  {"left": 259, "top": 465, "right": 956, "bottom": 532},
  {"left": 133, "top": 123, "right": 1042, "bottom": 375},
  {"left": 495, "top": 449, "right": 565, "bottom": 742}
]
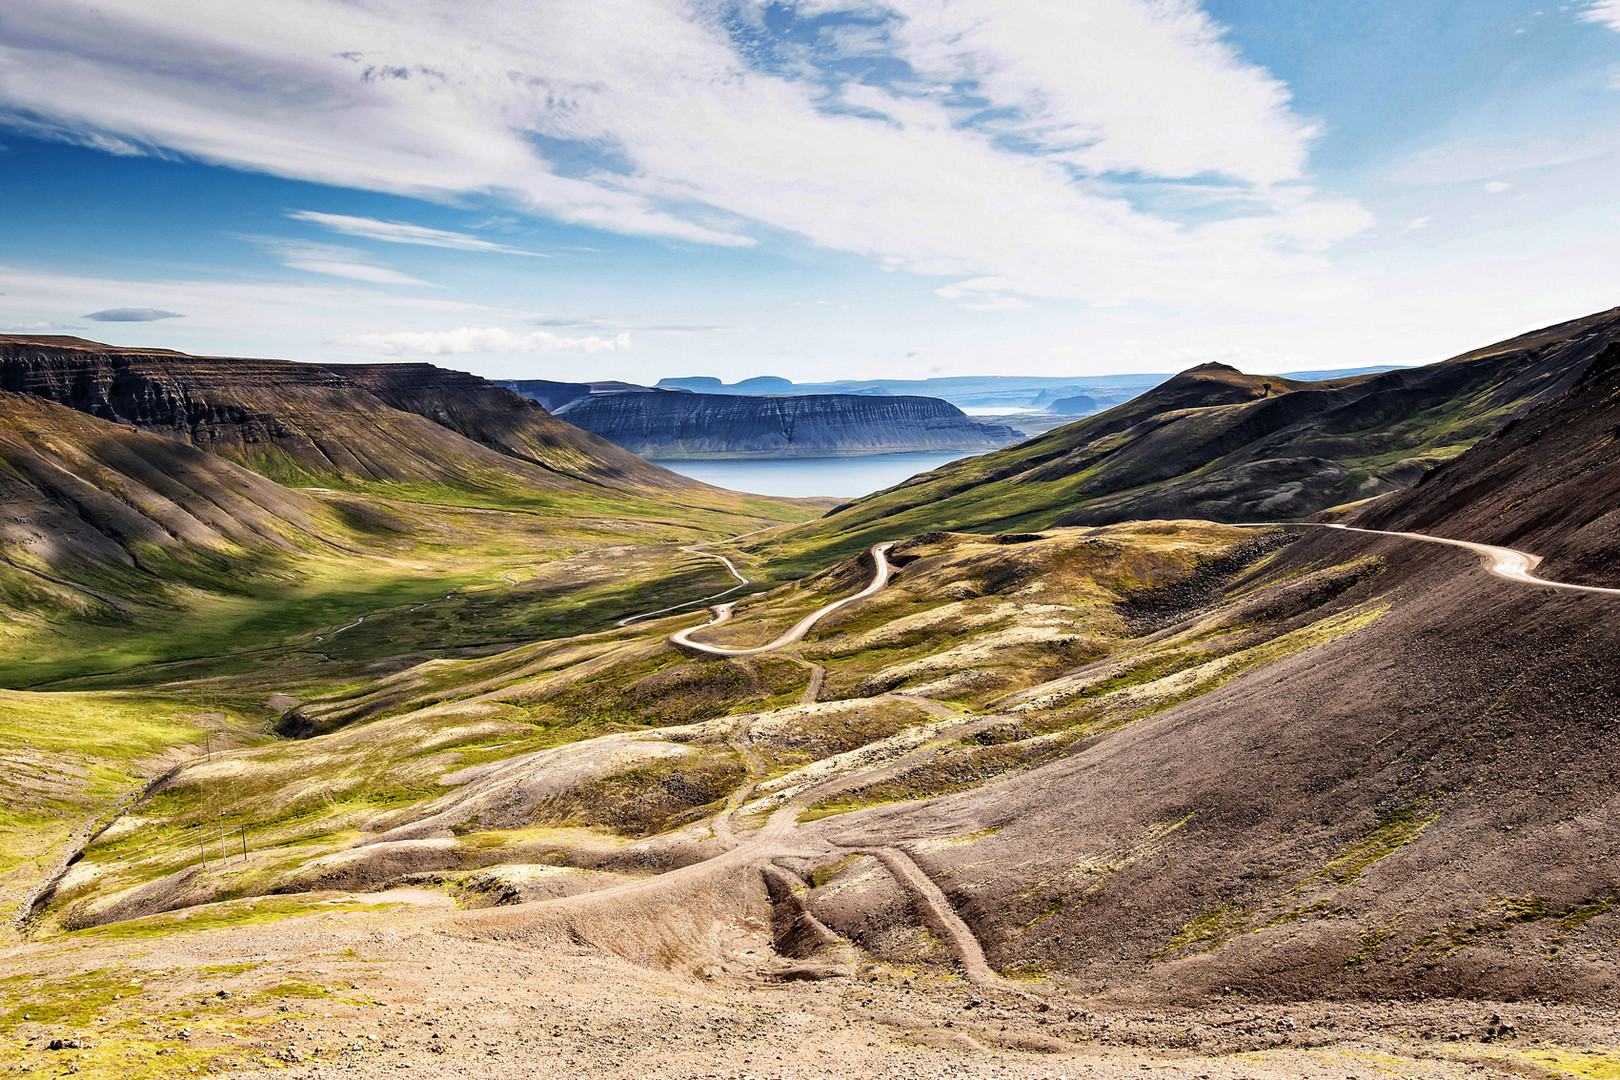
[{"left": 240, "top": 825, "right": 248, "bottom": 862}]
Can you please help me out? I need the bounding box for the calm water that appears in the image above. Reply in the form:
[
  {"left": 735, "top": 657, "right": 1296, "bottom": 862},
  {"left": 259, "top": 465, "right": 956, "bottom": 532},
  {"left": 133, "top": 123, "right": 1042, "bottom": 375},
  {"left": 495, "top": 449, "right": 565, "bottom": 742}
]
[{"left": 649, "top": 451, "right": 982, "bottom": 499}]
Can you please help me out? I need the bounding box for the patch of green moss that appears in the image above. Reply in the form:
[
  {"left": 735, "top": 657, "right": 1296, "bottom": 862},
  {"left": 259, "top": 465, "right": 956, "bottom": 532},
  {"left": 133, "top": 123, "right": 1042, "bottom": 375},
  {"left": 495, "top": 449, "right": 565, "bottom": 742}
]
[
  {"left": 0, "top": 969, "right": 146, "bottom": 1032},
  {"left": 1560, "top": 886, "right": 1620, "bottom": 932},
  {"left": 1156, "top": 901, "right": 1256, "bottom": 958},
  {"left": 807, "top": 855, "right": 860, "bottom": 889},
  {"left": 1343, "top": 916, "right": 1401, "bottom": 968},
  {"left": 1322, "top": 801, "right": 1441, "bottom": 884},
  {"left": 62, "top": 895, "right": 404, "bottom": 941}
]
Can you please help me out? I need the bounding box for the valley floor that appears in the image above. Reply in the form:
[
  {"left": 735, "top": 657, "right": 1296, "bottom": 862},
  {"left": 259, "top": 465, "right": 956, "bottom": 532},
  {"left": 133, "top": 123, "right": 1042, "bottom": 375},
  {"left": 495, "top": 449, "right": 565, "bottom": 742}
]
[{"left": 4, "top": 896, "right": 1616, "bottom": 1080}]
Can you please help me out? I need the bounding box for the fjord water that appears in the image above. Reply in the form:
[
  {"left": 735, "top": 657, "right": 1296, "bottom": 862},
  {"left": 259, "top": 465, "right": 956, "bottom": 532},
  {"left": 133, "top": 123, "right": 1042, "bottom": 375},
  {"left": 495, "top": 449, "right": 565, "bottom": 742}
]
[{"left": 648, "top": 451, "right": 982, "bottom": 498}]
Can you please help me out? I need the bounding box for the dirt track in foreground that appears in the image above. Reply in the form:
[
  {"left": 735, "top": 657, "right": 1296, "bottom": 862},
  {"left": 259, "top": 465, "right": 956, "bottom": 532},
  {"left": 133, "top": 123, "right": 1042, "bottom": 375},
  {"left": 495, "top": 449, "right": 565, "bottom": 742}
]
[{"left": 7, "top": 896, "right": 1615, "bottom": 1080}]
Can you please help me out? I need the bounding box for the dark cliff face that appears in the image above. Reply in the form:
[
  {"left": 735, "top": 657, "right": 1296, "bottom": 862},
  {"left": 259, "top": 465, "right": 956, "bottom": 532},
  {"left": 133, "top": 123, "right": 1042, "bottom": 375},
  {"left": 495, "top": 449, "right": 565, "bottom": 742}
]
[
  {"left": 0, "top": 338, "right": 687, "bottom": 491},
  {"left": 555, "top": 392, "right": 1022, "bottom": 458}
]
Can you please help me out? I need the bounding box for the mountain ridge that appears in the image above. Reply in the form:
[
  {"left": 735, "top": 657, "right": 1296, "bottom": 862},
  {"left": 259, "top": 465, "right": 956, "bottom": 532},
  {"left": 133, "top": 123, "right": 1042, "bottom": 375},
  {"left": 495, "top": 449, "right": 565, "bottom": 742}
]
[{"left": 754, "top": 305, "right": 1620, "bottom": 571}]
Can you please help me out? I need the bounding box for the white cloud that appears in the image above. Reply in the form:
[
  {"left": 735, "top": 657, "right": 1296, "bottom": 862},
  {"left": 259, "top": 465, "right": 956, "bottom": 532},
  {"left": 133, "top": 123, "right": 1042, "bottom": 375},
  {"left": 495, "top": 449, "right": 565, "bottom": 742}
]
[
  {"left": 332, "top": 327, "right": 631, "bottom": 355},
  {"left": 876, "top": 0, "right": 1315, "bottom": 185},
  {"left": 1390, "top": 126, "right": 1620, "bottom": 186},
  {"left": 0, "top": 0, "right": 1366, "bottom": 309},
  {"left": 1584, "top": 2, "right": 1620, "bottom": 31},
  {"left": 242, "top": 236, "right": 434, "bottom": 285},
  {"left": 282, "top": 260, "right": 431, "bottom": 285},
  {"left": 0, "top": 321, "right": 71, "bottom": 332},
  {"left": 1483, "top": 180, "right": 1512, "bottom": 194},
  {"left": 0, "top": 260, "right": 518, "bottom": 359},
  {"left": 934, "top": 276, "right": 1032, "bottom": 310},
  {"left": 287, "top": 211, "right": 548, "bottom": 255}
]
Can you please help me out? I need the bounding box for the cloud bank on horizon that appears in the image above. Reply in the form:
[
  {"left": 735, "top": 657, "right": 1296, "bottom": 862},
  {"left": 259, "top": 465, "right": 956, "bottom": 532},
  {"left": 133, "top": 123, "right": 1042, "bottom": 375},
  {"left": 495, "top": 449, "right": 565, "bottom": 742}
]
[
  {"left": 0, "top": 0, "right": 1617, "bottom": 378},
  {"left": 333, "top": 327, "right": 632, "bottom": 356}
]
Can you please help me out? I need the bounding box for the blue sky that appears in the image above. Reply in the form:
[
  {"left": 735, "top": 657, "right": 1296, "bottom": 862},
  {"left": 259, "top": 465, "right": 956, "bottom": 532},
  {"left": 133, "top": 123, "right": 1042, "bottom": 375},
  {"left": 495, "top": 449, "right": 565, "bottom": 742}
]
[{"left": 1, "top": 0, "right": 1618, "bottom": 383}]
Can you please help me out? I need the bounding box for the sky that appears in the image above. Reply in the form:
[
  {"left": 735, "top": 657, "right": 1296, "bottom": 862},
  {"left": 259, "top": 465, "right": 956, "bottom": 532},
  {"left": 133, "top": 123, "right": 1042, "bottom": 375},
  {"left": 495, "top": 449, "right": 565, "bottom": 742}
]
[{"left": 1, "top": 1, "right": 1618, "bottom": 383}]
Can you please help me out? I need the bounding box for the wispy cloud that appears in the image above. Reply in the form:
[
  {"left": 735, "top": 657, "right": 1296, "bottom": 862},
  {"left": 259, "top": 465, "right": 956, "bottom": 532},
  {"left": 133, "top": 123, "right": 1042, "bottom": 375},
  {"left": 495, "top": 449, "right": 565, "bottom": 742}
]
[
  {"left": 287, "top": 211, "right": 548, "bottom": 256},
  {"left": 934, "top": 277, "right": 1032, "bottom": 311},
  {"left": 0, "top": 0, "right": 1364, "bottom": 308},
  {"left": 1584, "top": 2, "right": 1620, "bottom": 32},
  {"left": 241, "top": 236, "right": 434, "bottom": 286},
  {"left": 83, "top": 307, "right": 183, "bottom": 321},
  {"left": 531, "top": 315, "right": 729, "bottom": 333},
  {"left": 281, "top": 259, "right": 431, "bottom": 286},
  {"left": 332, "top": 327, "right": 631, "bottom": 356},
  {"left": 1, "top": 320, "right": 74, "bottom": 331}
]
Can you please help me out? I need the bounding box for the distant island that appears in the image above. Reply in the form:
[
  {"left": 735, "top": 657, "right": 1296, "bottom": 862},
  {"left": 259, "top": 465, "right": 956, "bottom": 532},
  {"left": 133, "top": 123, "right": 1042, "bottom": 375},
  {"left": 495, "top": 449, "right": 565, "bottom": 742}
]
[
  {"left": 651, "top": 368, "right": 1408, "bottom": 411},
  {"left": 654, "top": 373, "right": 1167, "bottom": 412}
]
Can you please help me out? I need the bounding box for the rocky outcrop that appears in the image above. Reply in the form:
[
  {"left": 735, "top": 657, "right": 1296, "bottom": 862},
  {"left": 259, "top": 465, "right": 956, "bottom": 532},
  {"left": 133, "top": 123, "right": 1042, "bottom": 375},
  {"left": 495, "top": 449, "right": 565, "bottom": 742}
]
[{"left": 555, "top": 392, "right": 1022, "bottom": 458}]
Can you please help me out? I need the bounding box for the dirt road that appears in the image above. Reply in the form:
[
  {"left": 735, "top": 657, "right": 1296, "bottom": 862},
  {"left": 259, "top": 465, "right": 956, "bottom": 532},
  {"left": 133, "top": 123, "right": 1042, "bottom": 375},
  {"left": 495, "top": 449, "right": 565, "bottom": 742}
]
[
  {"left": 672, "top": 542, "right": 896, "bottom": 656},
  {"left": 1252, "top": 522, "right": 1620, "bottom": 596}
]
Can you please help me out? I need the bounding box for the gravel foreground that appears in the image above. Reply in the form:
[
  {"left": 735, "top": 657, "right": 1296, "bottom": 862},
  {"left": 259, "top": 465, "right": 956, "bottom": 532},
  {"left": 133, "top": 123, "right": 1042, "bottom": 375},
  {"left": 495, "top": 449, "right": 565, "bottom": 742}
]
[{"left": 7, "top": 900, "right": 1615, "bottom": 1080}]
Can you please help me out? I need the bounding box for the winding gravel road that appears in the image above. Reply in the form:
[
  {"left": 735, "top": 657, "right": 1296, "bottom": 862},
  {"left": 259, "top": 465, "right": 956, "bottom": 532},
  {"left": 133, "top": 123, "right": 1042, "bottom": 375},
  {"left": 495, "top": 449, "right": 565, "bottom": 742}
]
[
  {"left": 670, "top": 542, "right": 896, "bottom": 657},
  {"left": 615, "top": 547, "right": 752, "bottom": 627},
  {"left": 1250, "top": 521, "right": 1620, "bottom": 595}
]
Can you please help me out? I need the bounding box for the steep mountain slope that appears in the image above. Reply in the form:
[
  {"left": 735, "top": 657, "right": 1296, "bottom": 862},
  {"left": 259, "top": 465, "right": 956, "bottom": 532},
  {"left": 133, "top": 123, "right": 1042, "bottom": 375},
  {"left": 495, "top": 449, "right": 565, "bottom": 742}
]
[
  {"left": 0, "top": 336, "right": 686, "bottom": 497},
  {"left": 761, "top": 306, "right": 1620, "bottom": 571},
  {"left": 554, "top": 391, "right": 1021, "bottom": 458},
  {"left": 0, "top": 388, "right": 371, "bottom": 679},
  {"left": 1356, "top": 339, "right": 1620, "bottom": 585},
  {"left": 0, "top": 388, "right": 332, "bottom": 594}
]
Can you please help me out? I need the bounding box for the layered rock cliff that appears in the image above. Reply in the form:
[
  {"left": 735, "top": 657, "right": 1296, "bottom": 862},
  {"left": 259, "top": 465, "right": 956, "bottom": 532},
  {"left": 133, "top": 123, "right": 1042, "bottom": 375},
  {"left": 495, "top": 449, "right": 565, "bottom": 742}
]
[
  {"left": 0, "top": 336, "right": 684, "bottom": 491},
  {"left": 554, "top": 391, "right": 1022, "bottom": 458}
]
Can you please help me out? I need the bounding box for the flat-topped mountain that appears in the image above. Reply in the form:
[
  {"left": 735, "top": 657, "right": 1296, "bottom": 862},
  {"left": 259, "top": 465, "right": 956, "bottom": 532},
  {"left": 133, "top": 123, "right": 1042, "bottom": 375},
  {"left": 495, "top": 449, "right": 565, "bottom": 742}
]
[
  {"left": 763, "top": 306, "right": 1620, "bottom": 568},
  {"left": 508, "top": 384, "right": 1022, "bottom": 458}
]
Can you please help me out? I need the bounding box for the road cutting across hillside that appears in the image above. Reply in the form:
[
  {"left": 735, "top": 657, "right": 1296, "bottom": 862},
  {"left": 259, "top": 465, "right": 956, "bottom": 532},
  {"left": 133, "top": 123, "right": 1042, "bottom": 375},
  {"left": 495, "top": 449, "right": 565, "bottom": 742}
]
[{"left": 1254, "top": 522, "right": 1620, "bottom": 596}]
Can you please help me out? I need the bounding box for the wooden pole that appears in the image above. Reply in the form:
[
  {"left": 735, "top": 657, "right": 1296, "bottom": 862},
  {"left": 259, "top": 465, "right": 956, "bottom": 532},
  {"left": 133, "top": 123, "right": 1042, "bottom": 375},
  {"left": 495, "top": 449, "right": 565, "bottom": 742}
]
[{"left": 240, "top": 825, "right": 247, "bottom": 862}]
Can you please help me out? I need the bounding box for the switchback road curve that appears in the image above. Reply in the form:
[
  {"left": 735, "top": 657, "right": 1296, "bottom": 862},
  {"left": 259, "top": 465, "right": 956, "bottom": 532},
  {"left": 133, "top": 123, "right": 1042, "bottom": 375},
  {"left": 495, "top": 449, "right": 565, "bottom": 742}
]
[{"left": 671, "top": 542, "right": 897, "bottom": 657}]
